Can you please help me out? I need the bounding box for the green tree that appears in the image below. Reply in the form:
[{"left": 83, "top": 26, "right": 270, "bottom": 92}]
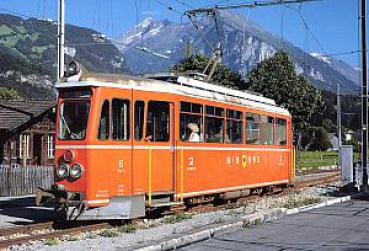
[
  {"left": 308, "top": 127, "right": 332, "bottom": 151},
  {"left": 322, "top": 118, "right": 336, "bottom": 133},
  {"left": 0, "top": 87, "right": 23, "bottom": 101},
  {"left": 245, "top": 51, "right": 324, "bottom": 130},
  {"left": 171, "top": 54, "right": 243, "bottom": 89}
]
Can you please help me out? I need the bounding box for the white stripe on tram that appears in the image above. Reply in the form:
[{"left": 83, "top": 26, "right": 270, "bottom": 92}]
[
  {"left": 56, "top": 144, "right": 291, "bottom": 152},
  {"left": 85, "top": 199, "right": 110, "bottom": 204}
]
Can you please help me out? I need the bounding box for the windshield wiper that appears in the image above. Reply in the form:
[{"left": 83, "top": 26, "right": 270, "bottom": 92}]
[{"left": 60, "top": 113, "right": 72, "bottom": 137}]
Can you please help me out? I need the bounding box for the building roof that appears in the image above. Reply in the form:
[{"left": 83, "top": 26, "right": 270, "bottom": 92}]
[{"left": 0, "top": 100, "right": 56, "bottom": 131}]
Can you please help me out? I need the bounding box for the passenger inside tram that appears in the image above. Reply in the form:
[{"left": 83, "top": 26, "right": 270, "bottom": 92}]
[
  {"left": 187, "top": 123, "right": 200, "bottom": 142},
  {"left": 214, "top": 127, "right": 230, "bottom": 143}
]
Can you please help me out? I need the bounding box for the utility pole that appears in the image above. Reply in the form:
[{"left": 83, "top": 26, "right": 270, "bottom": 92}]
[
  {"left": 57, "top": 0, "right": 65, "bottom": 80},
  {"left": 361, "top": 0, "right": 368, "bottom": 190},
  {"left": 337, "top": 83, "right": 342, "bottom": 148}
]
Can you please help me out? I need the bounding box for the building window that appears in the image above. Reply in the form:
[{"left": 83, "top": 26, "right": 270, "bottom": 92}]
[
  {"left": 226, "top": 109, "right": 243, "bottom": 144},
  {"left": 180, "top": 101, "right": 203, "bottom": 142},
  {"left": 47, "top": 134, "right": 54, "bottom": 158},
  {"left": 19, "top": 134, "right": 30, "bottom": 158},
  {"left": 112, "top": 99, "right": 130, "bottom": 141},
  {"left": 10, "top": 140, "right": 16, "bottom": 158}
]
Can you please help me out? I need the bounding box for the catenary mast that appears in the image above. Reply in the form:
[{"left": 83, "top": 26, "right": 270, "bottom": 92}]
[{"left": 361, "top": 0, "right": 368, "bottom": 190}]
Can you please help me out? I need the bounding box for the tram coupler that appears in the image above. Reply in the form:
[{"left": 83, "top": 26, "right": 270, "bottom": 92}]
[{"left": 35, "top": 184, "right": 68, "bottom": 206}]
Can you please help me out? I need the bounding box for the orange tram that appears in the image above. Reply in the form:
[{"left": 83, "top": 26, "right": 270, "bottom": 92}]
[{"left": 37, "top": 66, "right": 294, "bottom": 220}]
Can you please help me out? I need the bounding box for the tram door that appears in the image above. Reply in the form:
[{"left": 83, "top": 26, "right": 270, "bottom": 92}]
[{"left": 132, "top": 96, "right": 175, "bottom": 199}]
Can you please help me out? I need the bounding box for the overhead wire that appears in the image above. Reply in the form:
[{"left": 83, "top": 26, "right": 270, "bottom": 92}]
[
  {"left": 287, "top": 4, "right": 327, "bottom": 55},
  {"left": 187, "top": 14, "right": 214, "bottom": 51},
  {"left": 152, "top": 0, "right": 182, "bottom": 15},
  {"left": 173, "top": 0, "right": 194, "bottom": 9}
]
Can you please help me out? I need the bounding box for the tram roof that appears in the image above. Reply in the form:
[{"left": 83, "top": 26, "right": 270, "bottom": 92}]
[{"left": 57, "top": 71, "right": 290, "bottom": 116}]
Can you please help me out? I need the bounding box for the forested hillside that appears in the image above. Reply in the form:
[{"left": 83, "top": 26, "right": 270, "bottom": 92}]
[{"left": 0, "top": 14, "right": 129, "bottom": 100}]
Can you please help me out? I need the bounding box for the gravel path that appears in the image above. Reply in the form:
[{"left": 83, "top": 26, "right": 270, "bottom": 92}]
[{"left": 10, "top": 186, "right": 339, "bottom": 251}]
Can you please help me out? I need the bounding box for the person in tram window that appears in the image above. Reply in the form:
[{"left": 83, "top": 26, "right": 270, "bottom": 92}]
[
  {"left": 187, "top": 123, "right": 200, "bottom": 142},
  {"left": 214, "top": 126, "right": 230, "bottom": 143}
]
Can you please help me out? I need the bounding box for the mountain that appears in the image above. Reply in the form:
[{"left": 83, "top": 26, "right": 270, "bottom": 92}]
[
  {"left": 116, "top": 13, "right": 359, "bottom": 94},
  {"left": 0, "top": 14, "right": 129, "bottom": 100}
]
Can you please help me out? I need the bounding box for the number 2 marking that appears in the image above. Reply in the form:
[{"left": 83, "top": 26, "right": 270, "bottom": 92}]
[{"left": 189, "top": 157, "right": 194, "bottom": 166}]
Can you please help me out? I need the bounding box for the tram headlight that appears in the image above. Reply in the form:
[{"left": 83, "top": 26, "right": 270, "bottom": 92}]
[
  {"left": 56, "top": 163, "right": 70, "bottom": 179},
  {"left": 70, "top": 163, "right": 84, "bottom": 179}
]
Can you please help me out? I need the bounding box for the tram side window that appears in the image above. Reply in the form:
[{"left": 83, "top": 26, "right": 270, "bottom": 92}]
[
  {"left": 246, "top": 113, "right": 260, "bottom": 144},
  {"left": 112, "top": 99, "right": 130, "bottom": 141},
  {"left": 180, "top": 101, "right": 203, "bottom": 142},
  {"left": 205, "top": 106, "right": 227, "bottom": 143},
  {"left": 134, "top": 101, "right": 145, "bottom": 141},
  {"left": 98, "top": 100, "right": 110, "bottom": 140},
  {"left": 275, "top": 118, "right": 287, "bottom": 145},
  {"left": 260, "top": 116, "right": 274, "bottom": 145},
  {"left": 226, "top": 109, "right": 243, "bottom": 144},
  {"left": 146, "top": 101, "right": 170, "bottom": 142}
]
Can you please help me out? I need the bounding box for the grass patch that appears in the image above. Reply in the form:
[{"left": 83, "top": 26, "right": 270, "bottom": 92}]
[
  {"left": 44, "top": 238, "right": 59, "bottom": 246},
  {"left": 282, "top": 196, "right": 322, "bottom": 209},
  {"left": 118, "top": 224, "right": 136, "bottom": 233},
  {"left": 164, "top": 213, "right": 193, "bottom": 224},
  {"left": 99, "top": 229, "right": 119, "bottom": 237},
  {"left": 254, "top": 218, "right": 263, "bottom": 225},
  {"left": 296, "top": 151, "right": 338, "bottom": 169},
  {"left": 296, "top": 151, "right": 360, "bottom": 170}
]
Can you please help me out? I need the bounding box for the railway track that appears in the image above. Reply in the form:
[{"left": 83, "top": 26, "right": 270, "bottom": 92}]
[
  {"left": 0, "top": 171, "right": 341, "bottom": 250},
  {"left": 0, "top": 222, "right": 111, "bottom": 250}
]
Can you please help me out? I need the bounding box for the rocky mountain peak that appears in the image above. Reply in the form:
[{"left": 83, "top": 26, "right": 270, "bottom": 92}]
[{"left": 115, "top": 14, "right": 359, "bottom": 94}]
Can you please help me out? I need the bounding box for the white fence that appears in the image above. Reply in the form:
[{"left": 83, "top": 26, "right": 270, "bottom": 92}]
[{"left": 0, "top": 164, "right": 54, "bottom": 197}]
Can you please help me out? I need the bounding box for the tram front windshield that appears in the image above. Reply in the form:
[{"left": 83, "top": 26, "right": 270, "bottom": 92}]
[{"left": 59, "top": 100, "right": 90, "bottom": 140}]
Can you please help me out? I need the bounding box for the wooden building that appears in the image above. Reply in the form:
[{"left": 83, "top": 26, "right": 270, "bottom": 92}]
[{"left": 0, "top": 101, "right": 56, "bottom": 166}]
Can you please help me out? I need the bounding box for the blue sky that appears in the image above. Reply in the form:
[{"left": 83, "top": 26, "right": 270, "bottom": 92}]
[{"left": 0, "top": 0, "right": 360, "bottom": 66}]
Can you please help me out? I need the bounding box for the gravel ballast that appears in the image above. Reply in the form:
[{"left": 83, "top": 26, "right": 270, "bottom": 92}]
[{"left": 10, "top": 186, "right": 347, "bottom": 251}]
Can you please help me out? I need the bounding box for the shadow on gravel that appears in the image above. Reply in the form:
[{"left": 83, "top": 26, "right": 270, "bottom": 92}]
[
  {"left": 1, "top": 206, "right": 54, "bottom": 222},
  {"left": 0, "top": 196, "right": 54, "bottom": 225}
]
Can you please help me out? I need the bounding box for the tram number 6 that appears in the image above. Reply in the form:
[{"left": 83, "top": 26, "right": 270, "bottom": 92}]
[{"left": 118, "top": 160, "right": 124, "bottom": 171}]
